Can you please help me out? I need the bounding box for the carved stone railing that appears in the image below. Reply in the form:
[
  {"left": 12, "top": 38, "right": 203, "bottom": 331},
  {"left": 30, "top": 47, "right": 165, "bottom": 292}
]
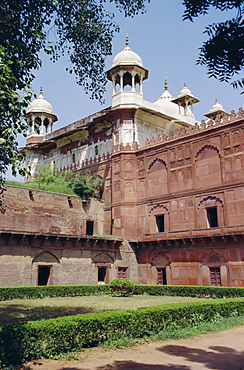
[{"left": 145, "top": 108, "right": 244, "bottom": 148}]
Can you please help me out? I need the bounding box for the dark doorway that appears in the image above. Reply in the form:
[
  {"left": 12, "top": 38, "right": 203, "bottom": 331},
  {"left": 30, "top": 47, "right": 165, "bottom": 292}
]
[
  {"left": 98, "top": 267, "right": 107, "bottom": 282},
  {"left": 206, "top": 207, "right": 218, "bottom": 227},
  {"left": 156, "top": 215, "right": 165, "bottom": 232},
  {"left": 86, "top": 220, "right": 94, "bottom": 235},
  {"left": 38, "top": 265, "right": 51, "bottom": 286},
  {"left": 209, "top": 267, "right": 221, "bottom": 286},
  {"left": 157, "top": 267, "right": 167, "bottom": 285}
]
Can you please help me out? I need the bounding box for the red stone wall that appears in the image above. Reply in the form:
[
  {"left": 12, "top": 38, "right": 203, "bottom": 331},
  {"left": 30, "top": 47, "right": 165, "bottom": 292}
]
[
  {"left": 137, "top": 238, "right": 244, "bottom": 287},
  {"left": 111, "top": 114, "right": 244, "bottom": 240},
  {"left": 1, "top": 186, "right": 104, "bottom": 236}
]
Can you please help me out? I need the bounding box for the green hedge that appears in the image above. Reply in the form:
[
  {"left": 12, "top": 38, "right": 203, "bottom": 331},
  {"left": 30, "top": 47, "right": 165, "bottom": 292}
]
[
  {"left": 0, "top": 285, "right": 110, "bottom": 301},
  {"left": 134, "top": 285, "right": 244, "bottom": 298},
  {"left": 1, "top": 284, "right": 244, "bottom": 301},
  {"left": 1, "top": 298, "right": 244, "bottom": 366}
]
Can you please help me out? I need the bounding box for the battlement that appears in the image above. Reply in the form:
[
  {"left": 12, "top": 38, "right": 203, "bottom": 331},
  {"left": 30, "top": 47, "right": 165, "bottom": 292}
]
[{"left": 145, "top": 107, "right": 244, "bottom": 148}]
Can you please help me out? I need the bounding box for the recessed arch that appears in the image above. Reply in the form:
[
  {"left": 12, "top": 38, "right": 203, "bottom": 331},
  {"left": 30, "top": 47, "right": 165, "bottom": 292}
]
[
  {"left": 195, "top": 145, "right": 220, "bottom": 161},
  {"left": 32, "top": 251, "right": 60, "bottom": 264},
  {"left": 198, "top": 196, "right": 223, "bottom": 210},
  {"left": 150, "top": 253, "right": 170, "bottom": 266},
  {"left": 149, "top": 203, "right": 168, "bottom": 216},
  {"left": 92, "top": 252, "right": 114, "bottom": 264},
  {"left": 201, "top": 251, "right": 226, "bottom": 265},
  {"left": 148, "top": 158, "right": 167, "bottom": 173}
]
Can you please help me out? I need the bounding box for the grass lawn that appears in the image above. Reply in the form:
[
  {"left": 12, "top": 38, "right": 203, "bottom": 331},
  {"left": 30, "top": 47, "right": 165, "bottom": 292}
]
[{"left": 0, "top": 295, "right": 205, "bottom": 326}]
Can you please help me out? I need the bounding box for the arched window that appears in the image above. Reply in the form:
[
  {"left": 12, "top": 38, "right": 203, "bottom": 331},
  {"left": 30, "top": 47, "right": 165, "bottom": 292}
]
[{"left": 198, "top": 196, "right": 223, "bottom": 229}]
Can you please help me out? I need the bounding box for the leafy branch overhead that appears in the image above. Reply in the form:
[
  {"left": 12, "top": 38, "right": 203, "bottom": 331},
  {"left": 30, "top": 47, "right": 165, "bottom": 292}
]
[
  {"left": 183, "top": 0, "right": 244, "bottom": 92},
  {"left": 0, "top": 0, "right": 147, "bottom": 102},
  {"left": 0, "top": 46, "right": 31, "bottom": 193}
]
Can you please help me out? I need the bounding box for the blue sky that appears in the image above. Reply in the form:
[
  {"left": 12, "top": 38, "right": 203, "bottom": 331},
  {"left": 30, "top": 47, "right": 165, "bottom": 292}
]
[{"left": 8, "top": 1, "right": 243, "bottom": 180}]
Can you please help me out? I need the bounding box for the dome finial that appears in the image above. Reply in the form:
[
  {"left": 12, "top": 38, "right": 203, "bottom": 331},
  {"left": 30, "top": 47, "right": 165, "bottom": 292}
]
[
  {"left": 215, "top": 97, "right": 218, "bottom": 103},
  {"left": 125, "top": 34, "right": 129, "bottom": 47},
  {"left": 40, "top": 86, "right": 43, "bottom": 95},
  {"left": 184, "top": 82, "right": 186, "bottom": 87},
  {"left": 164, "top": 76, "right": 168, "bottom": 91}
]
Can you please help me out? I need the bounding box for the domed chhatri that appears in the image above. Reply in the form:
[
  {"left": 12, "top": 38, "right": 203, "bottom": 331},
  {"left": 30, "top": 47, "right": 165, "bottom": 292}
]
[
  {"left": 111, "top": 35, "right": 144, "bottom": 68},
  {"left": 107, "top": 36, "right": 148, "bottom": 107},
  {"left": 205, "top": 98, "right": 227, "bottom": 119},
  {"left": 171, "top": 83, "right": 200, "bottom": 115},
  {"left": 154, "top": 77, "right": 195, "bottom": 118},
  {"left": 27, "top": 87, "right": 57, "bottom": 118},
  {"left": 26, "top": 88, "right": 58, "bottom": 140}
]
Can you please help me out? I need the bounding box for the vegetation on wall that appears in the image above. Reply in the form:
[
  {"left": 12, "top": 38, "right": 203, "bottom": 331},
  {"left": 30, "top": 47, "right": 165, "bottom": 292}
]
[
  {"left": 68, "top": 170, "right": 104, "bottom": 200},
  {"left": 7, "top": 165, "right": 105, "bottom": 199},
  {"left": 7, "top": 165, "right": 104, "bottom": 199}
]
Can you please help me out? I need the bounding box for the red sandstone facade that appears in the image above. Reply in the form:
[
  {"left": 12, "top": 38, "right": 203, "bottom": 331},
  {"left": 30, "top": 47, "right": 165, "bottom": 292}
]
[{"left": 1, "top": 41, "right": 244, "bottom": 287}]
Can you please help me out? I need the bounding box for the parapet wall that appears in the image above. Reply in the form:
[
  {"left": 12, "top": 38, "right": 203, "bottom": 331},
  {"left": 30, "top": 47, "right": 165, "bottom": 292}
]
[{"left": 1, "top": 186, "right": 104, "bottom": 236}]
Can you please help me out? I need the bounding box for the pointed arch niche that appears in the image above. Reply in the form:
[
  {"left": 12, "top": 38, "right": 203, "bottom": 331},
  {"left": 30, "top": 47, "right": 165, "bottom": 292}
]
[
  {"left": 148, "top": 204, "right": 169, "bottom": 234},
  {"left": 32, "top": 251, "right": 60, "bottom": 286},
  {"left": 195, "top": 145, "right": 221, "bottom": 187},
  {"left": 92, "top": 252, "right": 114, "bottom": 284},
  {"left": 197, "top": 196, "right": 224, "bottom": 229},
  {"left": 200, "top": 251, "right": 227, "bottom": 286},
  {"left": 147, "top": 158, "right": 168, "bottom": 197}
]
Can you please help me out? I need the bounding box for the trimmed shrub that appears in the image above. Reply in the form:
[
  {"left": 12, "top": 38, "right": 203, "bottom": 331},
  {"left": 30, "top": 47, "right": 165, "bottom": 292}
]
[
  {"left": 109, "top": 279, "right": 135, "bottom": 296},
  {"left": 0, "top": 285, "right": 110, "bottom": 301},
  {"left": 0, "top": 297, "right": 244, "bottom": 366},
  {"left": 134, "top": 285, "right": 244, "bottom": 298},
  {"left": 1, "top": 284, "right": 244, "bottom": 302}
]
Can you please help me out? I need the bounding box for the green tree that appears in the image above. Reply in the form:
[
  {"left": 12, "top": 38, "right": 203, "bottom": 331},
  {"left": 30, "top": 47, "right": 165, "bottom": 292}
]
[
  {"left": 33, "top": 165, "right": 103, "bottom": 199},
  {"left": 183, "top": 0, "right": 244, "bottom": 92},
  {"left": 34, "top": 164, "right": 72, "bottom": 188},
  {"left": 69, "top": 170, "right": 104, "bottom": 200},
  {"left": 0, "top": 0, "right": 146, "bottom": 186},
  {"left": 0, "top": 0, "right": 146, "bottom": 99},
  {"left": 0, "top": 46, "right": 31, "bottom": 207}
]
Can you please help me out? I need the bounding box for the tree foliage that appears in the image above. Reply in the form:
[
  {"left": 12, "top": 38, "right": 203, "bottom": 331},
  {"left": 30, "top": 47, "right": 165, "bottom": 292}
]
[
  {"left": 69, "top": 170, "right": 104, "bottom": 200},
  {"left": 0, "top": 0, "right": 146, "bottom": 99},
  {"left": 183, "top": 0, "right": 244, "bottom": 92},
  {"left": 0, "top": 46, "right": 31, "bottom": 207},
  {"left": 109, "top": 278, "right": 135, "bottom": 296},
  {"left": 33, "top": 165, "right": 104, "bottom": 199},
  {"left": 0, "top": 0, "right": 146, "bottom": 185}
]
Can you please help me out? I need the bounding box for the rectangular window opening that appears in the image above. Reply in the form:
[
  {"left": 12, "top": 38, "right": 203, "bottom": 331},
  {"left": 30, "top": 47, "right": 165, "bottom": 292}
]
[
  {"left": 157, "top": 267, "right": 167, "bottom": 285},
  {"left": 206, "top": 207, "right": 218, "bottom": 228},
  {"left": 86, "top": 220, "right": 94, "bottom": 236},
  {"left": 98, "top": 267, "right": 107, "bottom": 283},
  {"left": 118, "top": 267, "right": 128, "bottom": 279},
  {"left": 156, "top": 215, "right": 165, "bottom": 232},
  {"left": 38, "top": 265, "right": 51, "bottom": 286}
]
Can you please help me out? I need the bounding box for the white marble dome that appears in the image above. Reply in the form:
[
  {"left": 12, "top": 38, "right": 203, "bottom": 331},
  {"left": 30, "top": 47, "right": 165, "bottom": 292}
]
[
  {"left": 112, "top": 39, "right": 143, "bottom": 68},
  {"left": 177, "top": 84, "right": 193, "bottom": 98},
  {"left": 27, "top": 89, "right": 54, "bottom": 116},
  {"left": 209, "top": 98, "right": 225, "bottom": 113}
]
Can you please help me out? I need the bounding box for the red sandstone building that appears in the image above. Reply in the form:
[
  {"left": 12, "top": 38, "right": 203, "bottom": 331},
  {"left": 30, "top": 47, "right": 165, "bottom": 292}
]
[{"left": 1, "top": 39, "right": 244, "bottom": 287}]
